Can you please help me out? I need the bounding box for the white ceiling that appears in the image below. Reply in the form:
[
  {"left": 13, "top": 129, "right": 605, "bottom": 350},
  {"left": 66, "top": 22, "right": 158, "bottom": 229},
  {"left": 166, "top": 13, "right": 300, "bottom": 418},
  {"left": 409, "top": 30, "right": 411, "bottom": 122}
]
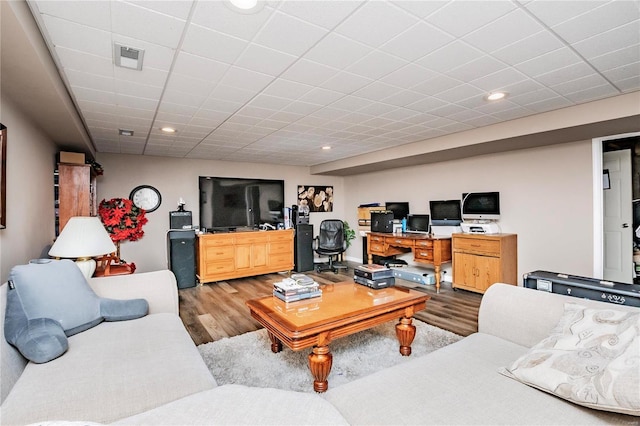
[{"left": 27, "top": 0, "right": 640, "bottom": 167}]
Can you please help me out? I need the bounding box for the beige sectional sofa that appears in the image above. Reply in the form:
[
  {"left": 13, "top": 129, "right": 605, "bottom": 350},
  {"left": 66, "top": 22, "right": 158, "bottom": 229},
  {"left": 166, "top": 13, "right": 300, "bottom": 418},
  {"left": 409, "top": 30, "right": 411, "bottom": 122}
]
[{"left": 1, "top": 270, "right": 637, "bottom": 425}]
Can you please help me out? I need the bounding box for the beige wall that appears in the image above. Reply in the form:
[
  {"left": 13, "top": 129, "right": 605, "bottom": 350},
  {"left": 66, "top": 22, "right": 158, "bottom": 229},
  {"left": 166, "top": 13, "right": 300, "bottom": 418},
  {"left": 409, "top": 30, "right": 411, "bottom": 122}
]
[
  {"left": 97, "top": 141, "right": 594, "bottom": 281},
  {"left": 95, "top": 153, "right": 345, "bottom": 273},
  {"left": 0, "top": 97, "right": 57, "bottom": 283},
  {"left": 343, "top": 140, "right": 594, "bottom": 281}
]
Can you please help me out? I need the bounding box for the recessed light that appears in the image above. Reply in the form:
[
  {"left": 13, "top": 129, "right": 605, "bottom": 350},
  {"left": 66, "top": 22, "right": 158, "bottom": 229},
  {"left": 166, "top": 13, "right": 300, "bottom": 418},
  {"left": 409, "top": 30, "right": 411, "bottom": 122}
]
[
  {"left": 161, "top": 127, "right": 177, "bottom": 133},
  {"left": 322, "top": 146, "right": 331, "bottom": 150},
  {"left": 119, "top": 129, "right": 134, "bottom": 136},
  {"left": 486, "top": 92, "right": 508, "bottom": 101},
  {"left": 224, "top": 0, "right": 263, "bottom": 14}
]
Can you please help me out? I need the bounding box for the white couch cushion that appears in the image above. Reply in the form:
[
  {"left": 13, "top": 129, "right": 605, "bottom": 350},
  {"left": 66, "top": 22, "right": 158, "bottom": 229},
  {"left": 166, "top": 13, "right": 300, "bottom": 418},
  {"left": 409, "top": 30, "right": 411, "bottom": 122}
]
[
  {"left": 501, "top": 303, "right": 640, "bottom": 416},
  {"left": 113, "top": 384, "right": 349, "bottom": 425},
  {"left": 323, "top": 333, "right": 634, "bottom": 425},
  {"left": 1, "top": 314, "right": 216, "bottom": 425}
]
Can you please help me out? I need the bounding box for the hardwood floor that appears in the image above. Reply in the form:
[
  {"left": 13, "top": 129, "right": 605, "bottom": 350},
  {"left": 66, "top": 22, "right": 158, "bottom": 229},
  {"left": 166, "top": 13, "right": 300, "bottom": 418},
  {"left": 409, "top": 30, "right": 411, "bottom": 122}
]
[{"left": 179, "top": 267, "right": 482, "bottom": 346}]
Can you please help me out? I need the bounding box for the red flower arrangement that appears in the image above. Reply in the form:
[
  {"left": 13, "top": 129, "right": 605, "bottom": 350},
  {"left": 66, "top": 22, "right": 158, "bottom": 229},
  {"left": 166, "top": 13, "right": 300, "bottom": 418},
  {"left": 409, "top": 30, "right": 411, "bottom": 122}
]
[{"left": 98, "top": 198, "right": 148, "bottom": 243}]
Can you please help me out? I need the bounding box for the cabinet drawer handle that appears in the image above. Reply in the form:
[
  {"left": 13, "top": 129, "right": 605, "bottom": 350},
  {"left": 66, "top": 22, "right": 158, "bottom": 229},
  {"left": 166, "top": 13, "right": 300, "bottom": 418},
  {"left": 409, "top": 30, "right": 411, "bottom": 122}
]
[
  {"left": 395, "top": 240, "right": 403, "bottom": 243},
  {"left": 471, "top": 244, "right": 481, "bottom": 247}
]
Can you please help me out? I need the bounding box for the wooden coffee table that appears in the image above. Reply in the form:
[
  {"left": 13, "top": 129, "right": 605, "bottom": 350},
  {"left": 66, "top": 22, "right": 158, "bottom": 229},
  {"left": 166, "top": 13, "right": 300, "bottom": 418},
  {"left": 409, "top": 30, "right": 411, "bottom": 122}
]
[{"left": 246, "top": 281, "right": 430, "bottom": 392}]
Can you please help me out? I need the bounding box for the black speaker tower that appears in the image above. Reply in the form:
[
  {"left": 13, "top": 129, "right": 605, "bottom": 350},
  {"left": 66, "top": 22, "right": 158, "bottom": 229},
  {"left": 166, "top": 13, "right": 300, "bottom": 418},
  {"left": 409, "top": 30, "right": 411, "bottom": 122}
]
[
  {"left": 294, "top": 224, "right": 314, "bottom": 272},
  {"left": 168, "top": 230, "right": 196, "bottom": 289}
]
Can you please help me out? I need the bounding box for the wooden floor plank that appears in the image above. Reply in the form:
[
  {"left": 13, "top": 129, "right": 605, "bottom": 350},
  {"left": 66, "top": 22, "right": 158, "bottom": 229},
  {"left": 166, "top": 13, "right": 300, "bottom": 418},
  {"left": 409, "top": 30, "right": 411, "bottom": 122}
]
[{"left": 178, "top": 267, "right": 483, "bottom": 345}]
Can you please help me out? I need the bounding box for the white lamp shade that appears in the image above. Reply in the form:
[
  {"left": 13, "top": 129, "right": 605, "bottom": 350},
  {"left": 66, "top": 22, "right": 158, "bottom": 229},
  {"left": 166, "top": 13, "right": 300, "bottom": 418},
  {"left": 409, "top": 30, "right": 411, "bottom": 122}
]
[{"left": 49, "top": 216, "right": 117, "bottom": 258}]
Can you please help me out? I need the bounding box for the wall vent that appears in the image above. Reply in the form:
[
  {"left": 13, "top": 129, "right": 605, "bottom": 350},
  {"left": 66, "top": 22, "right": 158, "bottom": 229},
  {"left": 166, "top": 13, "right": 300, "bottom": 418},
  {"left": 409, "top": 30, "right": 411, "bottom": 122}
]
[{"left": 114, "top": 43, "right": 144, "bottom": 71}]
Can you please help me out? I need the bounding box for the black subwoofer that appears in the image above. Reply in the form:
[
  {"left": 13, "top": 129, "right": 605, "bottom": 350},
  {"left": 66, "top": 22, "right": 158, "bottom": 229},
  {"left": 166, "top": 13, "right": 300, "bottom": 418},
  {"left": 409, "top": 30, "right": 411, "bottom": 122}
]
[
  {"left": 294, "top": 224, "right": 314, "bottom": 272},
  {"left": 168, "top": 230, "right": 196, "bottom": 289}
]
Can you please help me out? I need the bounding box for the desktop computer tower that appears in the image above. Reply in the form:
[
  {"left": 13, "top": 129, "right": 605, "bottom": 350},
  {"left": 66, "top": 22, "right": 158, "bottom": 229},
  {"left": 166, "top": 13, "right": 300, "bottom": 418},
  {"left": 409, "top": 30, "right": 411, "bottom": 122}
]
[
  {"left": 371, "top": 211, "right": 394, "bottom": 233},
  {"left": 294, "top": 224, "right": 314, "bottom": 272},
  {"left": 168, "top": 230, "right": 196, "bottom": 289}
]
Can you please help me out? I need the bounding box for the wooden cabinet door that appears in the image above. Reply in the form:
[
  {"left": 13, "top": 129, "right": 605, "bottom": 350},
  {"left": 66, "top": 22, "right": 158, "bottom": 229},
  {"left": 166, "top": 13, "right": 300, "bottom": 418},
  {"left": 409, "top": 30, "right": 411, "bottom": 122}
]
[
  {"left": 453, "top": 252, "right": 501, "bottom": 291},
  {"left": 453, "top": 252, "right": 475, "bottom": 288},
  {"left": 252, "top": 243, "right": 268, "bottom": 268},
  {"left": 235, "top": 245, "right": 252, "bottom": 271},
  {"left": 474, "top": 255, "right": 501, "bottom": 292}
]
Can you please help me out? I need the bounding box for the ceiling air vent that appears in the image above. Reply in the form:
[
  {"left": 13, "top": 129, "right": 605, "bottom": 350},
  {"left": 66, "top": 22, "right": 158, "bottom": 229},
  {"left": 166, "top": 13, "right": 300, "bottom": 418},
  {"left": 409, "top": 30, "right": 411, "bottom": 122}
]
[{"left": 114, "top": 43, "right": 144, "bottom": 71}]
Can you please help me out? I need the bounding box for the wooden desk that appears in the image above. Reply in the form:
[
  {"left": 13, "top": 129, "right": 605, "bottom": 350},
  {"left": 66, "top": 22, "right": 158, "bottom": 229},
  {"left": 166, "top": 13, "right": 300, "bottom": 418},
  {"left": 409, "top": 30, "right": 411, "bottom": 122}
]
[{"left": 367, "top": 232, "right": 452, "bottom": 293}]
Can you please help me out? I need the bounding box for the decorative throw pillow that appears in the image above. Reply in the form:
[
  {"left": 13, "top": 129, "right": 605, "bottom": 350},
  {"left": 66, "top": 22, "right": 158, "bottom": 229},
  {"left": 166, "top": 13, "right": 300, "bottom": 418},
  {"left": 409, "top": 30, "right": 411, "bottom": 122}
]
[
  {"left": 4, "top": 259, "right": 148, "bottom": 364},
  {"left": 500, "top": 303, "right": 640, "bottom": 416}
]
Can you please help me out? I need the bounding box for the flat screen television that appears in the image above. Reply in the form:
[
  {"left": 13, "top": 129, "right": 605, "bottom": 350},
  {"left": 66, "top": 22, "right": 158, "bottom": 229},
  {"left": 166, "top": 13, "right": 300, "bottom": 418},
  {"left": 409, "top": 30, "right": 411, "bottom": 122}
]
[
  {"left": 461, "top": 192, "right": 500, "bottom": 221},
  {"left": 385, "top": 202, "right": 409, "bottom": 220},
  {"left": 406, "top": 214, "right": 430, "bottom": 233},
  {"left": 199, "top": 176, "right": 284, "bottom": 232},
  {"left": 430, "top": 200, "right": 462, "bottom": 226}
]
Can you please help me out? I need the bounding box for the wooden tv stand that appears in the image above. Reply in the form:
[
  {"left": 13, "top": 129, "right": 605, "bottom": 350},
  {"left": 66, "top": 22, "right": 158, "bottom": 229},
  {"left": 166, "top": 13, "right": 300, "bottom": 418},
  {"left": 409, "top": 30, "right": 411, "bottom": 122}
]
[
  {"left": 197, "top": 229, "right": 294, "bottom": 284},
  {"left": 367, "top": 232, "right": 452, "bottom": 293}
]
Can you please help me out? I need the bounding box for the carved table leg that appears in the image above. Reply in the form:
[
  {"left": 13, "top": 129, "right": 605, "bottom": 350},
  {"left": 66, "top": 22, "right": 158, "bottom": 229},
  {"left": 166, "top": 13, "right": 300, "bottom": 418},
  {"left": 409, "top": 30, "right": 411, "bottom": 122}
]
[
  {"left": 434, "top": 264, "right": 441, "bottom": 293},
  {"left": 396, "top": 317, "right": 416, "bottom": 356},
  {"left": 267, "top": 331, "right": 282, "bottom": 353},
  {"left": 308, "top": 345, "right": 333, "bottom": 393}
]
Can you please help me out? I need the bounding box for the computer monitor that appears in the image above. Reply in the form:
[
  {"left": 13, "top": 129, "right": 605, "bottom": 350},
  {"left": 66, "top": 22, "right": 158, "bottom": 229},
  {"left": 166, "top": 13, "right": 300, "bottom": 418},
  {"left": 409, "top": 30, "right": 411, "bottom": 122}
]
[
  {"left": 406, "top": 214, "right": 430, "bottom": 233},
  {"left": 385, "top": 202, "right": 409, "bottom": 220},
  {"left": 461, "top": 192, "right": 500, "bottom": 221},
  {"left": 430, "top": 200, "right": 462, "bottom": 226}
]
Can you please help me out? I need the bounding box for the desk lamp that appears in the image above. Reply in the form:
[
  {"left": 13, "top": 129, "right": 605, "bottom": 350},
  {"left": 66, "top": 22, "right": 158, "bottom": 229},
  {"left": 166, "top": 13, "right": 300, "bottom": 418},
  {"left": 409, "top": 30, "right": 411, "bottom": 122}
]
[{"left": 49, "top": 216, "right": 117, "bottom": 279}]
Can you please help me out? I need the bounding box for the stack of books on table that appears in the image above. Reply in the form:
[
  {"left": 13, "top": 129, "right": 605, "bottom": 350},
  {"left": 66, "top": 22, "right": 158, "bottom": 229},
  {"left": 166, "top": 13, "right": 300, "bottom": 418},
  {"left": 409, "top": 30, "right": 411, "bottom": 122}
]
[
  {"left": 354, "top": 264, "right": 395, "bottom": 289},
  {"left": 273, "top": 274, "right": 321, "bottom": 302}
]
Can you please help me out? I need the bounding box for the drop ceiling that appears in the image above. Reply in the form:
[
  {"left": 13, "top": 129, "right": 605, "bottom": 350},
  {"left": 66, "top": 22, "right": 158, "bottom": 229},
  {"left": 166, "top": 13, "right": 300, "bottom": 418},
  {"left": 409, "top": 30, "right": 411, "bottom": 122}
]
[{"left": 26, "top": 0, "right": 640, "bottom": 167}]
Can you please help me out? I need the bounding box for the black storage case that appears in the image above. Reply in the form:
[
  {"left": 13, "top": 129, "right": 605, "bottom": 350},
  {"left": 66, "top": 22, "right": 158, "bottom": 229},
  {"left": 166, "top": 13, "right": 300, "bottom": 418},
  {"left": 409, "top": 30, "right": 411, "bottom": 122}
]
[
  {"left": 371, "top": 211, "right": 394, "bottom": 233},
  {"left": 523, "top": 270, "right": 640, "bottom": 307}
]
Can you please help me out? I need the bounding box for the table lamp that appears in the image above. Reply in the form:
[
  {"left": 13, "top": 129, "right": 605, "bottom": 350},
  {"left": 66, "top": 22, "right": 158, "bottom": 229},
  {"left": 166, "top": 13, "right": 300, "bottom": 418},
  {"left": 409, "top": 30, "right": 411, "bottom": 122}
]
[{"left": 48, "top": 216, "right": 117, "bottom": 279}]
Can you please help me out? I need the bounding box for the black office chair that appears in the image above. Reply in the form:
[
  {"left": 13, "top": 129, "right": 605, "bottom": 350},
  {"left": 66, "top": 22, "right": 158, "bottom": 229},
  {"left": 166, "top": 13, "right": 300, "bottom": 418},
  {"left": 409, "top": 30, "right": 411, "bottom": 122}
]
[{"left": 313, "top": 219, "right": 348, "bottom": 273}]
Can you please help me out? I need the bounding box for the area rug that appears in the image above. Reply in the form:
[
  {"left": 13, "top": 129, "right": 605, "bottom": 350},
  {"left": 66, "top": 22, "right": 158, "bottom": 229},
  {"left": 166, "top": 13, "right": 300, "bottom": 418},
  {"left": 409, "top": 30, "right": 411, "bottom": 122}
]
[{"left": 198, "top": 320, "right": 462, "bottom": 393}]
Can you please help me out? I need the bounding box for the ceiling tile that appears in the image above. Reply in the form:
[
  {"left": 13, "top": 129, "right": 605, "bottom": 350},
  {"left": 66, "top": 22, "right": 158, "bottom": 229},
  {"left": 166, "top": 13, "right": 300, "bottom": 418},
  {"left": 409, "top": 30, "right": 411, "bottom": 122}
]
[
  {"left": 412, "top": 74, "right": 462, "bottom": 96},
  {"left": 65, "top": 69, "right": 115, "bottom": 92},
  {"left": 426, "top": 1, "right": 516, "bottom": 38},
  {"left": 304, "top": 33, "right": 373, "bottom": 70},
  {"left": 165, "top": 73, "right": 216, "bottom": 97},
  {"left": 523, "top": 0, "right": 608, "bottom": 28},
  {"left": 335, "top": 1, "right": 419, "bottom": 48},
  {"left": 127, "top": 0, "right": 194, "bottom": 20},
  {"left": 492, "top": 31, "right": 564, "bottom": 66},
  {"left": 208, "top": 84, "right": 256, "bottom": 104},
  {"left": 253, "top": 10, "right": 328, "bottom": 56},
  {"left": 298, "top": 87, "right": 345, "bottom": 105},
  {"left": 280, "top": 59, "right": 338, "bottom": 86},
  {"left": 550, "top": 1, "right": 640, "bottom": 44},
  {"left": 392, "top": 0, "right": 448, "bottom": 19},
  {"left": 381, "top": 90, "right": 425, "bottom": 107},
  {"left": 115, "top": 79, "right": 164, "bottom": 99},
  {"left": 42, "top": 14, "right": 111, "bottom": 58},
  {"left": 346, "top": 50, "right": 408, "bottom": 80},
  {"left": 172, "top": 52, "right": 230, "bottom": 82},
  {"left": 447, "top": 56, "right": 506, "bottom": 83},
  {"left": 278, "top": 0, "right": 364, "bottom": 29},
  {"left": 32, "top": 0, "right": 111, "bottom": 31},
  {"left": 433, "top": 84, "right": 485, "bottom": 103},
  {"left": 234, "top": 43, "right": 298, "bottom": 76},
  {"left": 54, "top": 47, "right": 114, "bottom": 77},
  {"left": 417, "top": 41, "right": 483, "bottom": 74},
  {"left": 320, "top": 71, "right": 372, "bottom": 93},
  {"left": 572, "top": 21, "right": 640, "bottom": 61},
  {"left": 515, "top": 47, "right": 583, "bottom": 77},
  {"left": 191, "top": 0, "right": 272, "bottom": 40},
  {"left": 111, "top": 1, "right": 186, "bottom": 48},
  {"left": 380, "top": 22, "right": 453, "bottom": 62},
  {"left": 463, "top": 8, "right": 543, "bottom": 53},
  {"left": 470, "top": 67, "right": 528, "bottom": 92},
  {"left": 380, "top": 63, "right": 437, "bottom": 89},
  {"left": 182, "top": 24, "right": 248, "bottom": 64},
  {"left": 352, "top": 81, "right": 399, "bottom": 101},
  {"left": 113, "top": 65, "right": 168, "bottom": 87},
  {"left": 219, "top": 66, "right": 275, "bottom": 92}
]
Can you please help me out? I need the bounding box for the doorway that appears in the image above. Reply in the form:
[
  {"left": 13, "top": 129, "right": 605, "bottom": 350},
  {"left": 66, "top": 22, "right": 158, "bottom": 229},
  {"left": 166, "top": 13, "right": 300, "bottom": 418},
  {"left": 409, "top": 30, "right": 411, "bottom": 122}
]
[{"left": 593, "top": 133, "right": 640, "bottom": 283}]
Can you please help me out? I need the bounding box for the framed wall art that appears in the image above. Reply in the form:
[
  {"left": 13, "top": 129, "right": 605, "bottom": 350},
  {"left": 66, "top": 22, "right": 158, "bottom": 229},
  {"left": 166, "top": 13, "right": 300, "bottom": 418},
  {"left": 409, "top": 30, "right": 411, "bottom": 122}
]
[
  {"left": 297, "top": 185, "right": 333, "bottom": 213},
  {"left": 0, "top": 124, "right": 6, "bottom": 229}
]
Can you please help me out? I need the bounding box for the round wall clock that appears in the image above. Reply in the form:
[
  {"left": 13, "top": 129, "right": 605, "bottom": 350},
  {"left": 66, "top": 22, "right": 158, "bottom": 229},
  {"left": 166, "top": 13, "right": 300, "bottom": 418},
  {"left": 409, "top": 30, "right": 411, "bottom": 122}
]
[{"left": 129, "top": 185, "right": 161, "bottom": 213}]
